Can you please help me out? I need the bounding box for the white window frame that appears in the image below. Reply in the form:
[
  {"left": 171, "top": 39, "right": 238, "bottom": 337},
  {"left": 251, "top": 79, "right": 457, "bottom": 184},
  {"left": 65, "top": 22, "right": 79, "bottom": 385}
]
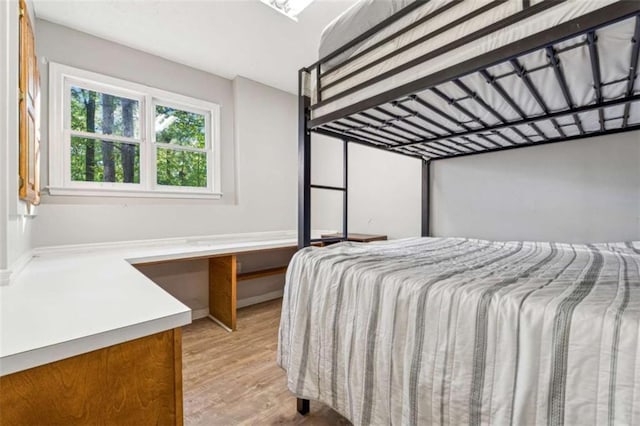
[{"left": 49, "top": 62, "right": 222, "bottom": 199}]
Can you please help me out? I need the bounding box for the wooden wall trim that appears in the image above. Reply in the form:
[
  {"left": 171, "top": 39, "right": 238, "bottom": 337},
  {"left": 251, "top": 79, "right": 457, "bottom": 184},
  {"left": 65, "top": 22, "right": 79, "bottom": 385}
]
[{"left": 18, "top": 0, "right": 40, "bottom": 205}]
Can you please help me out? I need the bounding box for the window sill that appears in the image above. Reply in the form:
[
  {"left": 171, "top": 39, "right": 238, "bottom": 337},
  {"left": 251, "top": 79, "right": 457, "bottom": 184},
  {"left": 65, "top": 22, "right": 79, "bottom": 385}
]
[{"left": 47, "top": 186, "right": 223, "bottom": 200}]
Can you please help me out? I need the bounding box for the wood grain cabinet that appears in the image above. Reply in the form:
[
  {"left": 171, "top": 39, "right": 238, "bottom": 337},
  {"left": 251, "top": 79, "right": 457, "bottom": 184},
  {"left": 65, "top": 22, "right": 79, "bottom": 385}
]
[{"left": 0, "top": 328, "right": 184, "bottom": 426}]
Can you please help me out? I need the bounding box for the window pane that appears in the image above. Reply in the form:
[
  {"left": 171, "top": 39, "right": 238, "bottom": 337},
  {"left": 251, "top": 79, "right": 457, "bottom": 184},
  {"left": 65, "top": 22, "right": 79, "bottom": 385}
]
[
  {"left": 70, "top": 87, "right": 140, "bottom": 138},
  {"left": 155, "top": 105, "right": 206, "bottom": 148},
  {"left": 156, "top": 148, "right": 207, "bottom": 188},
  {"left": 71, "top": 136, "right": 140, "bottom": 183}
]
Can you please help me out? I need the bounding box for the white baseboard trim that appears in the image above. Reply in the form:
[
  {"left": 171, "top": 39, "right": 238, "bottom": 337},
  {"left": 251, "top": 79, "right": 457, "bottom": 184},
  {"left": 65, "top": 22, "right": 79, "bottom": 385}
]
[
  {"left": 191, "top": 307, "right": 210, "bottom": 321},
  {"left": 207, "top": 314, "right": 233, "bottom": 332},
  {"left": 237, "top": 289, "right": 284, "bottom": 309},
  {"left": 0, "top": 269, "right": 11, "bottom": 286},
  {"left": 189, "top": 291, "right": 283, "bottom": 323},
  {"left": 0, "top": 250, "right": 34, "bottom": 286}
]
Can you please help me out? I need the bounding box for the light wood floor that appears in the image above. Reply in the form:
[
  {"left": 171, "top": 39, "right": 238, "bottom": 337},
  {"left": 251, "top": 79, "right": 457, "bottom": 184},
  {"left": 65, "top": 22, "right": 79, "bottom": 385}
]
[{"left": 182, "top": 299, "right": 350, "bottom": 425}]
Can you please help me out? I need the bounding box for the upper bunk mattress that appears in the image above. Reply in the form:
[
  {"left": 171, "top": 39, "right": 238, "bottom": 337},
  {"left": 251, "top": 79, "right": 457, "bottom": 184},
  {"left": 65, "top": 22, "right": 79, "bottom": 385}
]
[
  {"left": 312, "top": 0, "right": 628, "bottom": 123},
  {"left": 319, "top": 0, "right": 417, "bottom": 69},
  {"left": 278, "top": 237, "right": 640, "bottom": 425}
]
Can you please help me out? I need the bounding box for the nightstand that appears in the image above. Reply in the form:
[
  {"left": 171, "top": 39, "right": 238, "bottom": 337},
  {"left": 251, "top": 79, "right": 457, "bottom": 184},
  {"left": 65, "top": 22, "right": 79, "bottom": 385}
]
[{"left": 320, "top": 233, "right": 388, "bottom": 244}]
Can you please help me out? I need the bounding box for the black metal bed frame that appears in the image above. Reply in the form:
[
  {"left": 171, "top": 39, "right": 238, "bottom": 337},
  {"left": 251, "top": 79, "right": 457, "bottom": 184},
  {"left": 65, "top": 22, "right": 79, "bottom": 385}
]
[{"left": 295, "top": 0, "right": 640, "bottom": 415}]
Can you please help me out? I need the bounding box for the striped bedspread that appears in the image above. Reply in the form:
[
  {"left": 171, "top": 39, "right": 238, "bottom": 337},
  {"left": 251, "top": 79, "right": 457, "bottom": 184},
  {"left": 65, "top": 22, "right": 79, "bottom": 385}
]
[{"left": 277, "top": 238, "right": 640, "bottom": 426}]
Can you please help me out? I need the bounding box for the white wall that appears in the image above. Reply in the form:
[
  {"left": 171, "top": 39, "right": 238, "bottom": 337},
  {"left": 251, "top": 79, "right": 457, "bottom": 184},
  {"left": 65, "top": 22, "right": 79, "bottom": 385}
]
[
  {"left": 311, "top": 134, "right": 422, "bottom": 238},
  {"left": 31, "top": 21, "right": 304, "bottom": 306},
  {"left": 1, "top": 0, "right": 36, "bottom": 281},
  {"left": 232, "top": 76, "right": 298, "bottom": 228},
  {"left": 431, "top": 132, "right": 640, "bottom": 243},
  {"left": 308, "top": 126, "right": 639, "bottom": 244},
  {"left": 32, "top": 19, "right": 418, "bottom": 247},
  {"left": 0, "top": 0, "right": 9, "bottom": 272},
  {"left": 33, "top": 20, "right": 299, "bottom": 247}
]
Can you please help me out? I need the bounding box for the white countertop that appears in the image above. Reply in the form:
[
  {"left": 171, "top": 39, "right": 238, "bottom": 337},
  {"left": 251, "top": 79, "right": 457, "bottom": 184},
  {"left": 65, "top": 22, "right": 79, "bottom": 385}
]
[{"left": 0, "top": 230, "right": 308, "bottom": 376}]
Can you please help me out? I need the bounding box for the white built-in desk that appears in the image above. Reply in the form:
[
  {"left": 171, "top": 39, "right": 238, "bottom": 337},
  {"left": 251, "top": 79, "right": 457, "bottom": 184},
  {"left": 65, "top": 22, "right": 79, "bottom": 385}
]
[{"left": 0, "top": 230, "right": 310, "bottom": 425}]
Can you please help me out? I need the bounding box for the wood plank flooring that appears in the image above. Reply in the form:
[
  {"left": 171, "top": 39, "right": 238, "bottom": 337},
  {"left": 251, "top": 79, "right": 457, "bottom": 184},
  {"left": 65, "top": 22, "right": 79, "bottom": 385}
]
[{"left": 182, "top": 299, "right": 350, "bottom": 425}]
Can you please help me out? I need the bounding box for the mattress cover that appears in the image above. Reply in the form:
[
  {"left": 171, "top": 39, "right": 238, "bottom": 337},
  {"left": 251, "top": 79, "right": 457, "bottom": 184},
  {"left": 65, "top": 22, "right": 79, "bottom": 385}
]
[
  {"left": 319, "top": 0, "right": 417, "bottom": 69},
  {"left": 278, "top": 237, "right": 640, "bottom": 425},
  {"left": 312, "top": 0, "right": 625, "bottom": 123}
]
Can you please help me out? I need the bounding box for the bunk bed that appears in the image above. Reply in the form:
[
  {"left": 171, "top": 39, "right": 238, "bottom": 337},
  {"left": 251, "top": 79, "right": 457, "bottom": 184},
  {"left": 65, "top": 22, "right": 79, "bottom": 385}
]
[{"left": 278, "top": 0, "right": 640, "bottom": 424}]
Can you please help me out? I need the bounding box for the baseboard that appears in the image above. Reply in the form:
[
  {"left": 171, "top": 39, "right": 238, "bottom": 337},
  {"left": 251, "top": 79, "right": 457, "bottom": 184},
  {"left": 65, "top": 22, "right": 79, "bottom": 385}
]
[
  {"left": 237, "top": 289, "right": 284, "bottom": 309},
  {"left": 0, "top": 268, "right": 11, "bottom": 286},
  {"left": 0, "top": 250, "right": 33, "bottom": 286},
  {"left": 207, "top": 315, "right": 233, "bottom": 332},
  {"left": 185, "top": 290, "right": 284, "bottom": 322},
  {"left": 191, "top": 306, "right": 210, "bottom": 321}
]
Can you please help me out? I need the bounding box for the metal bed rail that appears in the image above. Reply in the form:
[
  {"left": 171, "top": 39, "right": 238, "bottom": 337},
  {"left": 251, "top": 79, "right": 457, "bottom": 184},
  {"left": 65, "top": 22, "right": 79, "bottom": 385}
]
[
  {"left": 308, "top": 2, "right": 640, "bottom": 129},
  {"left": 310, "top": 0, "right": 563, "bottom": 114}
]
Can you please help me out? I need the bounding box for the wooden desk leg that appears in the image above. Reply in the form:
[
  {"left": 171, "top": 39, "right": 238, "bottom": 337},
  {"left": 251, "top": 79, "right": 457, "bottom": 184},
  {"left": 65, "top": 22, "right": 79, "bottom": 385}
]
[{"left": 208, "top": 255, "right": 237, "bottom": 331}]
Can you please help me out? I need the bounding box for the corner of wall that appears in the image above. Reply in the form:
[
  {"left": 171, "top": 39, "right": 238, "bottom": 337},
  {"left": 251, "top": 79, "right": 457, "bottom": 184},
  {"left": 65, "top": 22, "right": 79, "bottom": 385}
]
[
  {"left": 0, "top": 0, "right": 10, "bottom": 273},
  {"left": 1, "top": 0, "right": 35, "bottom": 282},
  {"left": 231, "top": 77, "right": 242, "bottom": 206}
]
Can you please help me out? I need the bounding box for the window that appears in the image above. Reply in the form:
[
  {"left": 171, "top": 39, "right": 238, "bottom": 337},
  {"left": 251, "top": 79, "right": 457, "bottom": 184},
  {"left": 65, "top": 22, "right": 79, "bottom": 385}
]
[{"left": 49, "top": 63, "right": 221, "bottom": 199}]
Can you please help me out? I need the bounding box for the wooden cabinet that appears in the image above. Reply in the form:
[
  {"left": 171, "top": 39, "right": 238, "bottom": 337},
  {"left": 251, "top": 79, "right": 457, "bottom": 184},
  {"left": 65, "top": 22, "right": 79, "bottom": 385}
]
[{"left": 0, "top": 328, "right": 183, "bottom": 426}]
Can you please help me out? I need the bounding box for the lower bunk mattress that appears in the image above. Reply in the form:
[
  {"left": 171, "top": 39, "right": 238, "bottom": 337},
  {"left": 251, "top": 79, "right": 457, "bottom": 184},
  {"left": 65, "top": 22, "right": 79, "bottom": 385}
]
[{"left": 277, "top": 237, "right": 640, "bottom": 425}]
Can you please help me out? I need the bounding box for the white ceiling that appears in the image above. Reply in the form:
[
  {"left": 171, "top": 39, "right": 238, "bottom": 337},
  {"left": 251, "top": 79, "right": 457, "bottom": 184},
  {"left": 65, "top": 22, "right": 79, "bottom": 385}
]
[{"left": 32, "top": 0, "right": 357, "bottom": 94}]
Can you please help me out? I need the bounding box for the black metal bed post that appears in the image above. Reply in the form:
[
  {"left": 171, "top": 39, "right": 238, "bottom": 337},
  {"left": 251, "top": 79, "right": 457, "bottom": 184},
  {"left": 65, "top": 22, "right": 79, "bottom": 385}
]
[
  {"left": 297, "top": 397, "right": 310, "bottom": 416},
  {"left": 298, "top": 68, "right": 312, "bottom": 250},
  {"left": 422, "top": 160, "right": 431, "bottom": 237},
  {"left": 343, "top": 139, "right": 349, "bottom": 240},
  {"left": 297, "top": 67, "right": 311, "bottom": 415}
]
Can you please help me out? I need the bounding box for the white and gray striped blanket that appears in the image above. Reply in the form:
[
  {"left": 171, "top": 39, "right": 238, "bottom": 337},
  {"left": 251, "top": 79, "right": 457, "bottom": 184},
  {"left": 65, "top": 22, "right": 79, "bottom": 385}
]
[{"left": 277, "top": 238, "right": 640, "bottom": 426}]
